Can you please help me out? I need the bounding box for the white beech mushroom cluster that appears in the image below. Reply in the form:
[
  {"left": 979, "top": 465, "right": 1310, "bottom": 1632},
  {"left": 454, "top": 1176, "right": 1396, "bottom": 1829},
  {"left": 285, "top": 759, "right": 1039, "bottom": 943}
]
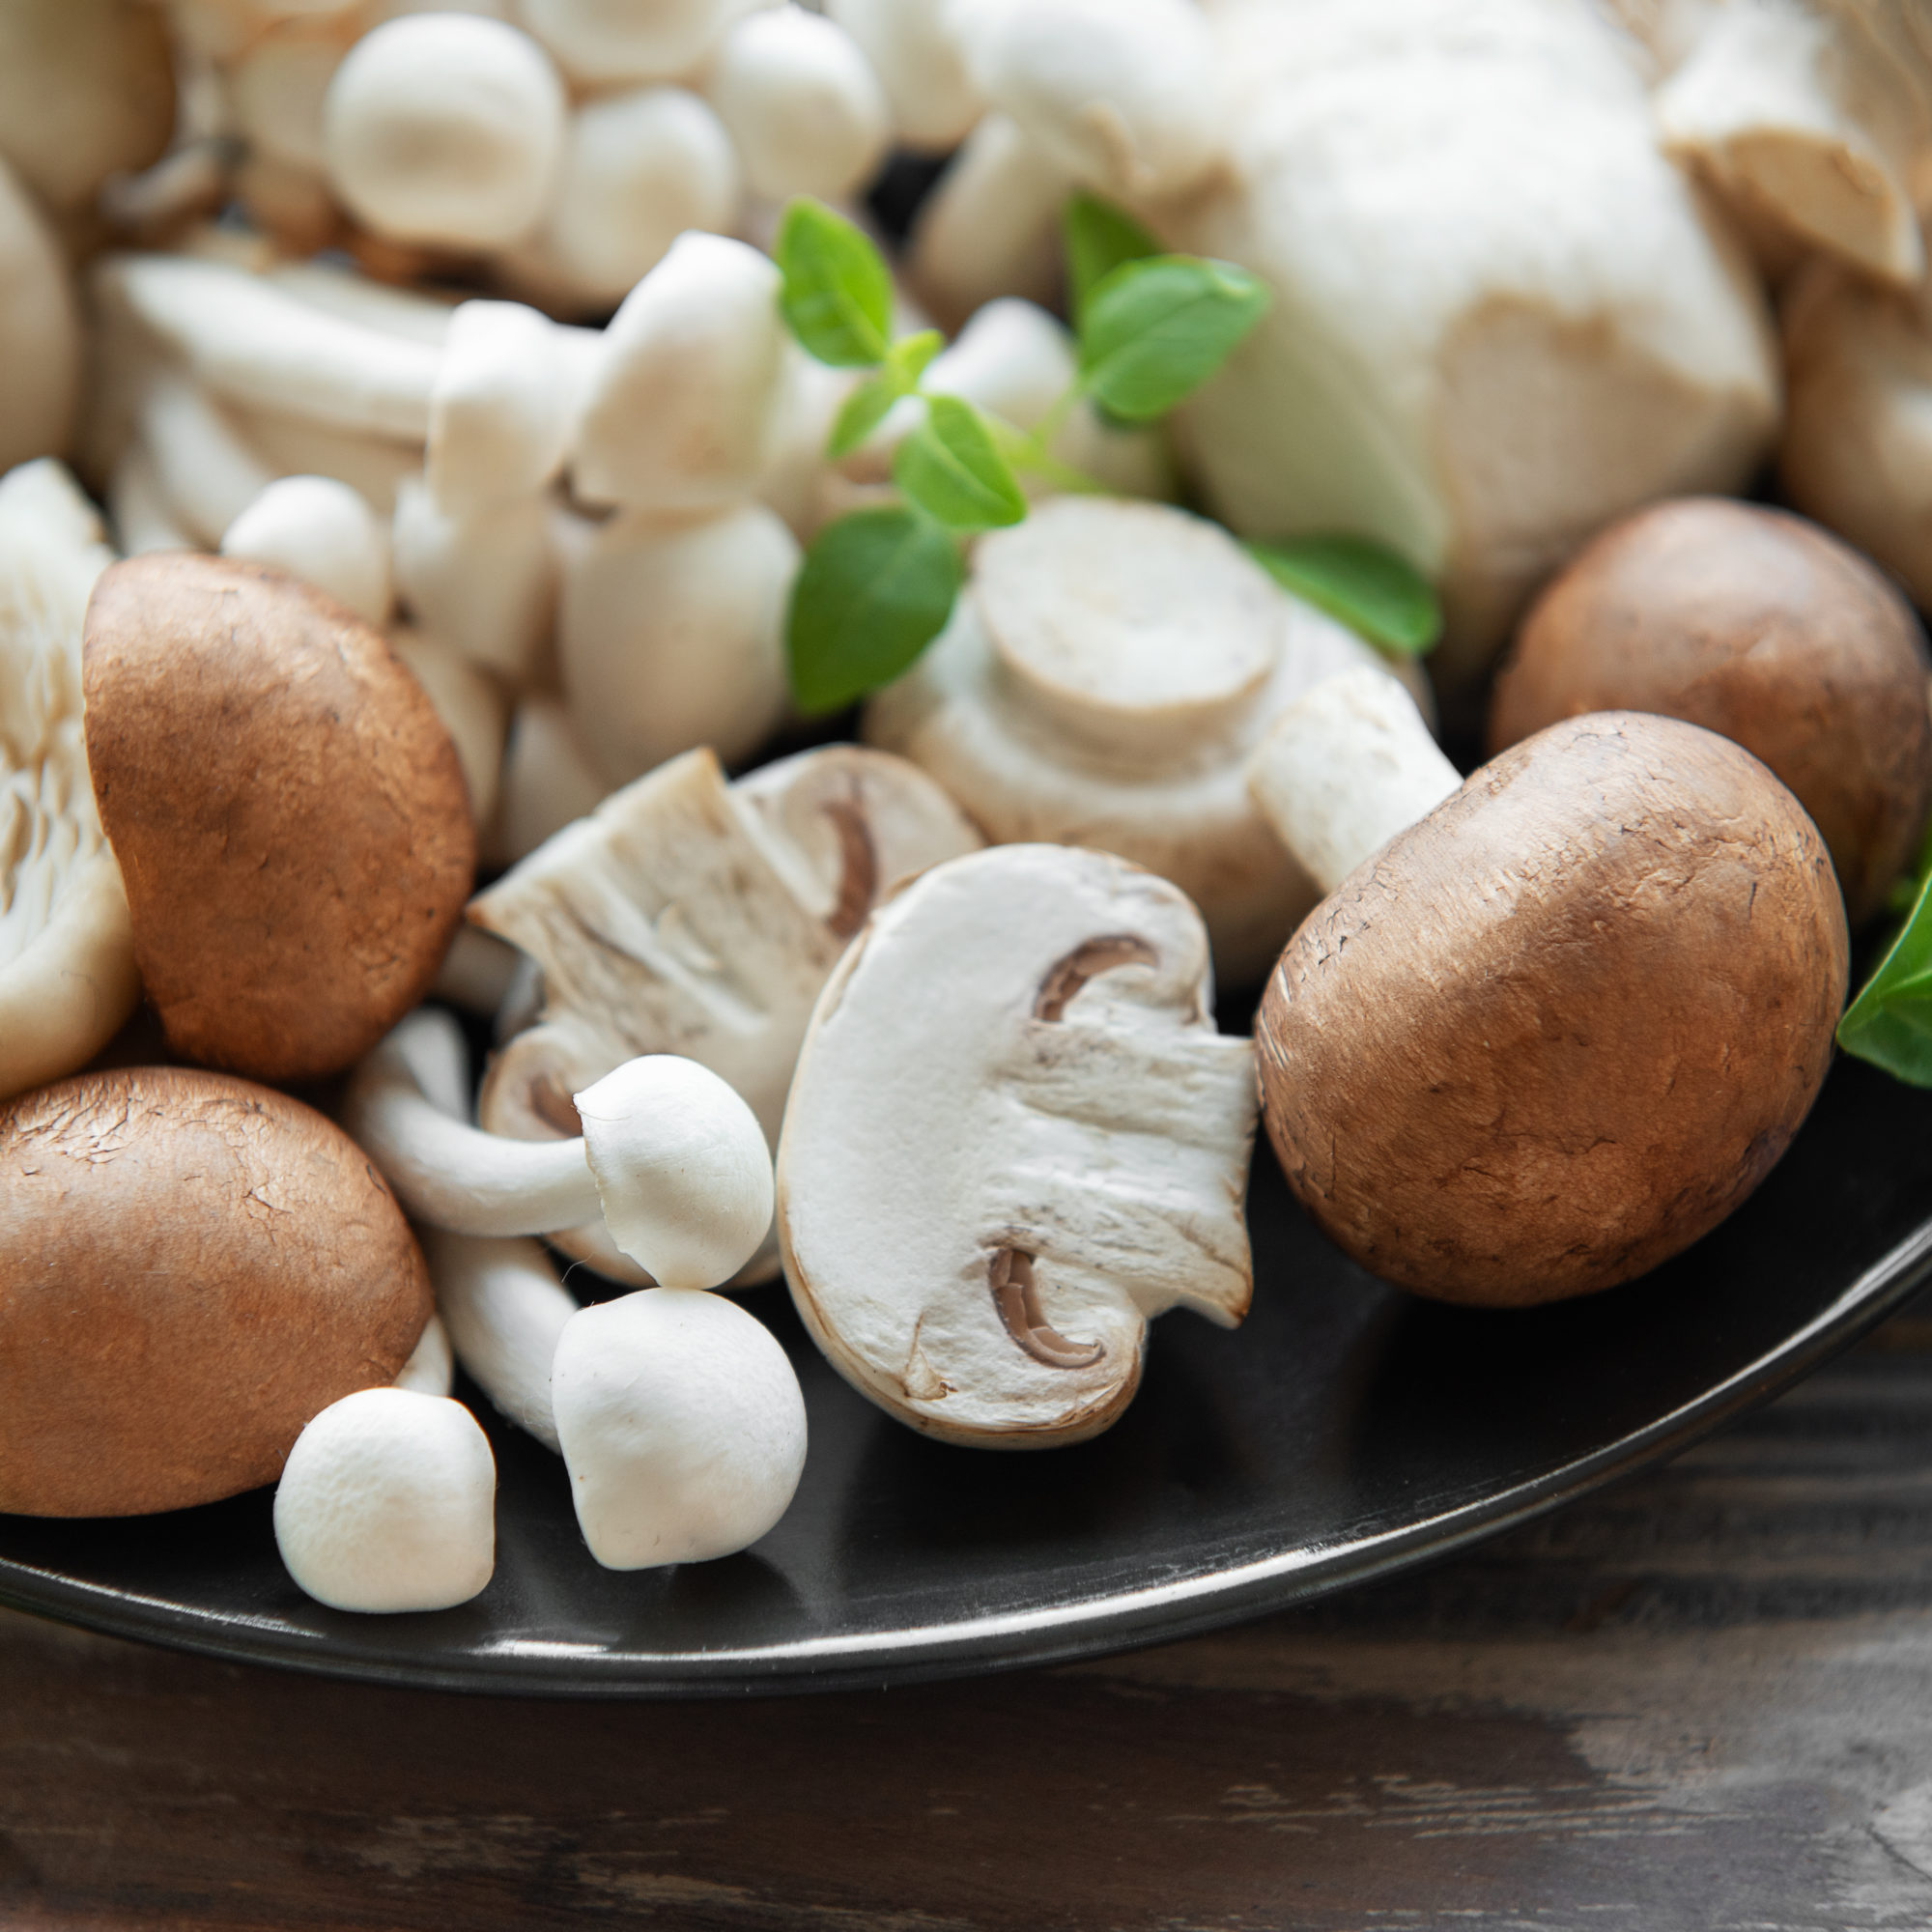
[{"left": 1, "top": 0, "right": 1931, "bottom": 1629}]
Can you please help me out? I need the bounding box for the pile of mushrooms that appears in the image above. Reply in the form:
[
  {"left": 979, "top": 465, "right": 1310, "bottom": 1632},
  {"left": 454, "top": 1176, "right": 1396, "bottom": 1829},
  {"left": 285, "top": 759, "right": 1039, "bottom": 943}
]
[{"left": 1, "top": 0, "right": 1930, "bottom": 1628}]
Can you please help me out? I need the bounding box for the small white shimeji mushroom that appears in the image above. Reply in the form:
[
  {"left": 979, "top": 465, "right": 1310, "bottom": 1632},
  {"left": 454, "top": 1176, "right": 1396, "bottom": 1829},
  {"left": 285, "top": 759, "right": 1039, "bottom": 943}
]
[
  {"left": 221, "top": 473, "right": 394, "bottom": 625},
  {"left": 552, "top": 1288, "right": 808, "bottom": 1568},
  {"left": 273, "top": 1386, "right": 496, "bottom": 1613},
  {"left": 425, "top": 300, "right": 575, "bottom": 519},
  {"left": 778, "top": 842, "right": 1259, "bottom": 1447},
  {"left": 827, "top": 0, "right": 983, "bottom": 151},
  {"left": 342, "top": 1007, "right": 773, "bottom": 1288},
  {"left": 520, "top": 0, "right": 771, "bottom": 85}
]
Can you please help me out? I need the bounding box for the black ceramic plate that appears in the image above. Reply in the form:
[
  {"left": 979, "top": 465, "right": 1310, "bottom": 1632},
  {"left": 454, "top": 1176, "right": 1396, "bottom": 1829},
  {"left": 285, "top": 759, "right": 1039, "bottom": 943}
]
[{"left": 3, "top": 1050, "right": 1930, "bottom": 1698}]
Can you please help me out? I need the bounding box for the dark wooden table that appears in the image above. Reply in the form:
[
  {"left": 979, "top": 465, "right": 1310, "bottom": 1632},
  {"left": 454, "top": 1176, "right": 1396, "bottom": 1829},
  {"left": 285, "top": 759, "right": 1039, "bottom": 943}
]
[{"left": 8, "top": 1299, "right": 1932, "bottom": 1932}]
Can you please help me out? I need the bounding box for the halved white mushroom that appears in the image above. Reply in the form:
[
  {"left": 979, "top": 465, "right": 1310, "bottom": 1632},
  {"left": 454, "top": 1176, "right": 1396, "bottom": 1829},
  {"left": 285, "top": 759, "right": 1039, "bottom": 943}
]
[
  {"left": 778, "top": 842, "right": 1258, "bottom": 1448},
  {"left": 469, "top": 743, "right": 983, "bottom": 1284},
  {"left": 864, "top": 495, "right": 1425, "bottom": 985},
  {"left": 0, "top": 460, "right": 140, "bottom": 1102},
  {"left": 341, "top": 1006, "right": 774, "bottom": 1290}
]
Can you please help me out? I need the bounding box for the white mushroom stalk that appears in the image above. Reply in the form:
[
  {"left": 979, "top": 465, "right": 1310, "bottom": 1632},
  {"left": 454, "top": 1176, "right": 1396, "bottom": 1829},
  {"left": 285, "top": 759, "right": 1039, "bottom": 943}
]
[
  {"left": 341, "top": 1007, "right": 774, "bottom": 1288},
  {"left": 1246, "top": 666, "right": 1463, "bottom": 895},
  {"left": 779, "top": 843, "right": 1259, "bottom": 1448}
]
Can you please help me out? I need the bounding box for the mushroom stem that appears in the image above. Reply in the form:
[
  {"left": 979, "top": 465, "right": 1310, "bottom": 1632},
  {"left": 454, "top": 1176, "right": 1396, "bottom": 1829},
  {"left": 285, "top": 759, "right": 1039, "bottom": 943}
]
[{"left": 1247, "top": 667, "right": 1462, "bottom": 895}]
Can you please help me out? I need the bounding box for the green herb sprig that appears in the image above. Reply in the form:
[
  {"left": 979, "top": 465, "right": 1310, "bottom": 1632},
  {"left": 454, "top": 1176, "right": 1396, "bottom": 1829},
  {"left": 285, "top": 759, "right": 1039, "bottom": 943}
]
[
  {"left": 1838, "top": 817, "right": 1932, "bottom": 1085},
  {"left": 773, "top": 196, "right": 1270, "bottom": 715}
]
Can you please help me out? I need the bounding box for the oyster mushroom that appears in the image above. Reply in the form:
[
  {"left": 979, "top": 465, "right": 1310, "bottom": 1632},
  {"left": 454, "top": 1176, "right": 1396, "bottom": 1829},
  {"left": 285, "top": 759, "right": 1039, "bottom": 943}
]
[
  {"left": 778, "top": 842, "right": 1258, "bottom": 1448},
  {"left": 864, "top": 496, "right": 1424, "bottom": 985},
  {"left": 469, "top": 743, "right": 982, "bottom": 1284},
  {"left": 0, "top": 461, "right": 139, "bottom": 1102},
  {"left": 1251, "top": 693, "right": 1849, "bottom": 1305}
]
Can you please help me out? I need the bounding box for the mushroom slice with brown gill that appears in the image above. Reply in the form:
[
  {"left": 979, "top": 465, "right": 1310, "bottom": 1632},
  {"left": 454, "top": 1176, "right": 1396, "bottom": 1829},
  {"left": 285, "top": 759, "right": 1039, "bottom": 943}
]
[
  {"left": 777, "top": 843, "right": 1259, "bottom": 1449},
  {"left": 469, "top": 743, "right": 982, "bottom": 1284},
  {"left": 0, "top": 460, "right": 139, "bottom": 1101}
]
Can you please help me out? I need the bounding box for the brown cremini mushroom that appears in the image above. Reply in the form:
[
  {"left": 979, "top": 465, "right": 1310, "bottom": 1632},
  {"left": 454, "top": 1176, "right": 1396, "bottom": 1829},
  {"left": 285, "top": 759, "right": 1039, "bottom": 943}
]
[
  {"left": 1258, "top": 712, "right": 1848, "bottom": 1307},
  {"left": 1489, "top": 498, "right": 1932, "bottom": 924},
  {"left": 0, "top": 1066, "right": 432, "bottom": 1517},
  {"left": 82, "top": 553, "right": 474, "bottom": 1082}
]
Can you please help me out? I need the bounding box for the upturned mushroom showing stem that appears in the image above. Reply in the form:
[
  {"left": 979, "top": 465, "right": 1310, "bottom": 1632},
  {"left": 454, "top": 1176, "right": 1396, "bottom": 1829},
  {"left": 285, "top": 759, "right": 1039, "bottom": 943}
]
[
  {"left": 342, "top": 1007, "right": 774, "bottom": 1290},
  {"left": 1249, "top": 696, "right": 1849, "bottom": 1305}
]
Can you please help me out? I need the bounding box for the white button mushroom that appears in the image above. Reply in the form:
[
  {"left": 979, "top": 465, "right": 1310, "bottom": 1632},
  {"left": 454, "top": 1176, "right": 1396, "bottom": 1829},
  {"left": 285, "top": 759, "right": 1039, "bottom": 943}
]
[
  {"left": 471, "top": 743, "right": 981, "bottom": 1282},
  {"left": 865, "top": 496, "right": 1418, "bottom": 984},
  {"left": 273, "top": 1387, "right": 497, "bottom": 1613},
  {"left": 540, "top": 88, "right": 742, "bottom": 310},
  {"left": 556, "top": 501, "right": 799, "bottom": 784},
  {"left": 571, "top": 231, "right": 790, "bottom": 512},
  {"left": 221, "top": 474, "right": 395, "bottom": 626},
  {"left": 961, "top": 0, "right": 1224, "bottom": 199},
  {"left": 519, "top": 0, "right": 771, "bottom": 84},
  {"left": 426, "top": 301, "right": 575, "bottom": 519},
  {"left": 826, "top": 0, "right": 983, "bottom": 151},
  {"left": 322, "top": 14, "right": 567, "bottom": 249},
  {"left": 702, "top": 8, "right": 890, "bottom": 203},
  {"left": 778, "top": 842, "right": 1258, "bottom": 1447},
  {"left": 552, "top": 1288, "right": 807, "bottom": 1568},
  {"left": 342, "top": 1008, "right": 775, "bottom": 1288}
]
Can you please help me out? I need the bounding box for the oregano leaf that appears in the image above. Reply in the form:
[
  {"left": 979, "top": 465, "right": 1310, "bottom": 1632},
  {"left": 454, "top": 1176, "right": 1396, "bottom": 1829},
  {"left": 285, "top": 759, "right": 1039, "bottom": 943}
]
[
  {"left": 1077, "top": 256, "right": 1270, "bottom": 422},
  {"left": 785, "top": 507, "right": 964, "bottom": 715},
  {"left": 1063, "top": 193, "right": 1159, "bottom": 327},
  {"left": 892, "top": 395, "right": 1028, "bottom": 531},
  {"left": 775, "top": 198, "right": 894, "bottom": 368},
  {"left": 1246, "top": 535, "right": 1443, "bottom": 657}
]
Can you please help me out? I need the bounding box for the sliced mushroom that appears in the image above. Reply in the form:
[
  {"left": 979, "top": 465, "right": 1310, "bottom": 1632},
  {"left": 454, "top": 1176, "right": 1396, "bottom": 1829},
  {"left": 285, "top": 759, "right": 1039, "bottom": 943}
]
[
  {"left": 864, "top": 496, "right": 1423, "bottom": 985},
  {"left": 470, "top": 743, "right": 982, "bottom": 1285},
  {"left": 777, "top": 843, "right": 1258, "bottom": 1449},
  {"left": 0, "top": 461, "right": 139, "bottom": 1103}
]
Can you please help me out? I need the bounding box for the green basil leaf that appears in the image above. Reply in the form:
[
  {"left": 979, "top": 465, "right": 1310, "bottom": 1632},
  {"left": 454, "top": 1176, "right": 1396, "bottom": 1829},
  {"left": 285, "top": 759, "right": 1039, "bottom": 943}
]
[
  {"left": 1246, "top": 535, "right": 1443, "bottom": 657},
  {"left": 1839, "top": 872, "right": 1932, "bottom": 1084},
  {"left": 892, "top": 395, "right": 1028, "bottom": 531},
  {"left": 886, "top": 327, "right": 943, "bottom": 386},
  {"left": 1063, "top": 192, "right": 1159, "bottom": 327},
  {"left": 775, "top": 198, "right": 894, "bottom": 368},
  {"left": 786, "top": 507, "right": 963, "bottom": 715},
  {"left": 825, "top": 331, "right": 947, "bottom": 459},
  {"left": 1076, "top": 255, "right": 1269, "bottom": 421}
]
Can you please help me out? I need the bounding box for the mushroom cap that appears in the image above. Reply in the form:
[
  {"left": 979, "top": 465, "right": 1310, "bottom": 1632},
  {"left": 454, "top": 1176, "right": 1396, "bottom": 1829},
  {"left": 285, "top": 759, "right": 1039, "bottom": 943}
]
[
  {"left": 551, "top": 1288, "right": 808, "bottom": 1569},
  {"left": 778, "top": 843, "right": 1258, "bottom": 1448},
  {"left": 0, "top": 1067, "right": 433, "bottom": 1516},
  {"left": 1489, "top": 497, "right": 1932, "bottom": 925},
  {"left": 576, "top": 1055, "right": 774, "bottom": 1290},
  {"left": 82, "top": 553, "right": 475, "bottom": 1082},
  {"left": 220, "top": 474, "right": 394, "bottom": 626},
  {"left": 1258, "top": 712, "right": 1850, "bottom": 1307},
  {"left": 273, "top": 1387, "right": 496, "bottom": 1613}
]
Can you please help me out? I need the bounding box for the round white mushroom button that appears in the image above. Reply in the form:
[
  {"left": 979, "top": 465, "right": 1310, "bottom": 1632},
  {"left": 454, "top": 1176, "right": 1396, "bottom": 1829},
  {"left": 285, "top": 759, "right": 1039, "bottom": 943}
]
[{"left": 273, "top": 1387, "right": 497, "bottom": 1613}]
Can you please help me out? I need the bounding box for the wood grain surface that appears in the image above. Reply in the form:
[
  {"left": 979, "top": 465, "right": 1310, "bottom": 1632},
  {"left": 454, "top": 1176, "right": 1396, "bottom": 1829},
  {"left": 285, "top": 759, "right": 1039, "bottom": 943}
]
[{"left": 8, "top": 1305, "right": 1932, "bottom": 1931}]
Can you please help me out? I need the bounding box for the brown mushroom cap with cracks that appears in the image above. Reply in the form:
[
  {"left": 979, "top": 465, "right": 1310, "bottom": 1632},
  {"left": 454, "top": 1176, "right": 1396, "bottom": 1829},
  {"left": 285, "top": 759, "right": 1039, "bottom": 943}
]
[
  {"left": 1488, "top": 497, "right": 1932, "bottom": 925},
  {"left": 864, "top": 496, "right": 1426, "bottom": 986},
  {"left": 470, "top": 743, "right": 982, "bottom": 1286},
  {"left": 1257, "top": 712, "right": 1849, "bottom": 1308},
  {"left": 778, "top": 843, "right": 1257, "bottom": 1448}
]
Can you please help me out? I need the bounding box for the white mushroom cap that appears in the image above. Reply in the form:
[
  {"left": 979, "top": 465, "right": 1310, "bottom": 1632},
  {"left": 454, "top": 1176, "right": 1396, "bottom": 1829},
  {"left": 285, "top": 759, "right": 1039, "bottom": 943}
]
[
  {"left": 393, "top": 1310, "right": 456, "bottom": 1396},
  {"left": 577, "top": 1055, "right": 774, "bottom": 1290},
  {"left": 273, "top": 1387, "right": 496, "bottom": 1613},
  {"left": 323, "top": 14, "right": 567, "bottom": 249},
  {"left": 557, "top": 501, "right": 797, "bottom": 784},
  {"left": 541, "top": 88, "right": 742, "bottom": 310},
  {"left": 826, "top": 0, "right": 983, "bottom": 151},
  {"left": 230, "top": 25, "right": 343, "bottom": 175},
  {"left": 520, "top": 0, "right": 771, "bottom": 84},
  {"left": 702, "top": 8, "right": 891, "bottom": 203},
  {"left": 778, "top": 843, "right": 1258, "bottom": 1447},
  {"left": 551, "top": 1288, "right": 807, "bottom": 1568},
  {"left": 571, "top": 231, "right": 789, "bottom": 513},
  {"left": 421, "top": 1228, "right": 578, "bottom": 1451},
  {"left": 427, "top": 301, "right": 574, "bottom": 519},
  {"left": 961, "top": 0, "right": 1223, "bottom": 200},
  {"left": 221, "top": 474, "right": 395, "bottom": 626}
]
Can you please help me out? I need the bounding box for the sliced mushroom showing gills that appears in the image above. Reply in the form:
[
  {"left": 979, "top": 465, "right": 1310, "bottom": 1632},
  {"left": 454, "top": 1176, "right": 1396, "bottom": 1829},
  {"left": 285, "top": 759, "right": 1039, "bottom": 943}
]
[
  {"left": 469, "top": 743, "right": 983, "bottom": 1284},
  {"left": 1248, "top": 676, "right": 1849, "bottom": 1306},
  {"left": 777, "top": 844, "right": 1259, "bottom": 1448}
]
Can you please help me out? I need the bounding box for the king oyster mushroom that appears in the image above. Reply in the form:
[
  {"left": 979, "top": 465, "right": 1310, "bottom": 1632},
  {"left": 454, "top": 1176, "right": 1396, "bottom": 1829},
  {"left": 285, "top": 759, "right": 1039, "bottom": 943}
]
[
  {"left": 469, "top": 743, "right": 983, "bottom": 1284},
  {"left": 864, "top": 496, "right": 1429, "bottom": 986},
  {"left": 778, "top": 843, "right": 1259, "bottom": 1449}
]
